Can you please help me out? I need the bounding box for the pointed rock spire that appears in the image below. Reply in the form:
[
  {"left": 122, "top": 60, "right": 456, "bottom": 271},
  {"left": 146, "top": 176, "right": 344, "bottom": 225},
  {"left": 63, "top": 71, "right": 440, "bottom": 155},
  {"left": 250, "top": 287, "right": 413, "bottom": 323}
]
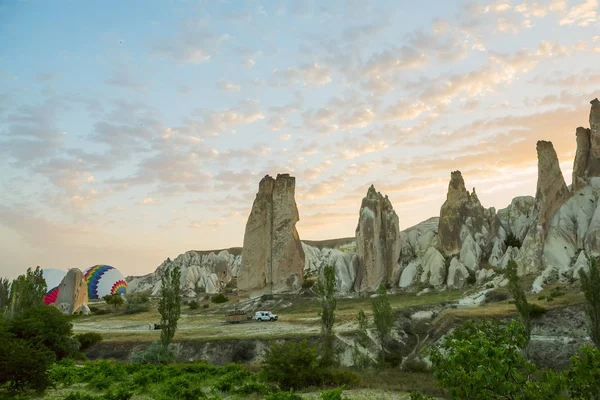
[{"left": 534, "top": 141, "right": 570, "bottom": 234}]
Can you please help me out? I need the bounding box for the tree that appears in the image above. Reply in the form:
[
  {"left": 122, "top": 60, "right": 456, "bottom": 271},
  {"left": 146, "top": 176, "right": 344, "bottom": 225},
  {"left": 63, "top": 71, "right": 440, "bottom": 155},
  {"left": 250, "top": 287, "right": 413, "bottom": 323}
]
[
  {"left": 103, "top": 294, "right": 124, "bottom": 310},
  {"left": 352, "top": 309, "right": 372, "bottom": 369},
  {"left": 371, "top": 285, "right": 394, "bottom": 365},
  {"left": 0, "top": 278, "right": 9, "bottom": 312},
  {"left": 579, "top": 257, "right": 600, "bottom": 348},
  {"left": 316, "top": 263, "right": 337, "bottom": 367},
  {"left": 8, "top": 267, "right": 46, "bottom": 318},
  {"left": 505, "top": 259, "right": 532, "bottom": 351},
  {"left": 262, "top": 339, "right": 322, "bottom": 390},
  {"left": 158, "top": 266, "right": 181, "bottom": 348},
  {"left": 410, "top": 319, "right": 566, "bottom": 400},
  {"left": 8, "top": 305, "right": 77, "bottom": 360},
  {"left": 0, "top": 317, "right": 55, "bottom": 393}
]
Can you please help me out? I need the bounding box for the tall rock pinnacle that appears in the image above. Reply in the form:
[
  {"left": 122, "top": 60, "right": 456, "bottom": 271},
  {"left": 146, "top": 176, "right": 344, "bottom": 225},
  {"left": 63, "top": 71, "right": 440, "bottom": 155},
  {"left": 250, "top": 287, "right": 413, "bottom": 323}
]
[
  {"left": 572, "top": 99, "right": 600, "bottom": 190},
  {"left": 534, "top": 141, "right": 570, "bottom": 234},
  {"left": 438, "top": 171, "right": 484, "bottom": 255},
  {"left": 238, "top": 174, "right": 305, "bottom": 294},
  {"left": 354, "top": 185, "right": 400, "bottom": 292}
]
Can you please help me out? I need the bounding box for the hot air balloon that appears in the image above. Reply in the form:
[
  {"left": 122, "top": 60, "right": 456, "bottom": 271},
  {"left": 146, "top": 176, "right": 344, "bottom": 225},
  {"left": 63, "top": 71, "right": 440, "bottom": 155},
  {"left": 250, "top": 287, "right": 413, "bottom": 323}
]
[{"left": 83, "top": 265, "right": 127, "bottom": 300}]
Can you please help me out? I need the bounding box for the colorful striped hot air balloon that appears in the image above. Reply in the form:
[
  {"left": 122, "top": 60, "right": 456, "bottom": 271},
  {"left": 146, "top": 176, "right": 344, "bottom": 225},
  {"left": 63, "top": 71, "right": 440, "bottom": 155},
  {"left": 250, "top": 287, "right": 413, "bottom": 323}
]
[
  {"left": 42, "top": 269, "right": 67, "bottom": 305},
  {"left": 83, "top": 265, "right": 127, "bottom": 300}
]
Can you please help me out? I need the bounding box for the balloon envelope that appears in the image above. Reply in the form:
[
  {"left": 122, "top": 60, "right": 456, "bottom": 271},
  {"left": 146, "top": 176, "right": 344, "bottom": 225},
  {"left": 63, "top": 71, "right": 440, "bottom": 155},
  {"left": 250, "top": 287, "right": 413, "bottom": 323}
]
[{"left": 83, "top": 265, "right": 127, "bottom": 300}]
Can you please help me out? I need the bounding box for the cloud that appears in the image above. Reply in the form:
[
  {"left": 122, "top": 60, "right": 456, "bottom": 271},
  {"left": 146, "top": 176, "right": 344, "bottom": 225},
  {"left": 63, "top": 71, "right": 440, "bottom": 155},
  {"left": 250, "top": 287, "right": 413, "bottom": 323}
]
[
  {"left": 559, "top": 0, "right": 598, "bottom": 26},
  {"left": 183, "top": 99, "right": 265, "bottom": 137},
  {"left": 152, "top": 23, "right": 229, "bottom": 64},
  {"left": 216, "top": 79, "right": 242, "bottom": 92},
  {"left": 302, "top": 108, "right": 338, "bottom": 134},
  {"left": 270, "top": 63, "right": 332, "bottom": 87},
  {"left": 105, "top": 67, "right": 146, "bottom": 92},
  {"left": 268, "top": 115, "right": 289, "bottom": 131},
  {"left": 279, "top": 134, "right": 292, "bottom": 141}
]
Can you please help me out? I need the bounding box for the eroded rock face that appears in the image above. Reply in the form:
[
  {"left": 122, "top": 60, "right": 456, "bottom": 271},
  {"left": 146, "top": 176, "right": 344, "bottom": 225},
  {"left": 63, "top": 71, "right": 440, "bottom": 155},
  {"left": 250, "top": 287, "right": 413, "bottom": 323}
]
[
  {"left": 497, "top": 196, "right": 535, "bottom": 242},
  {"left": 302, "top": 242, "right": 358, "bottom": 293},
  {"left": 534, "top": 141, "right": 570, "bottom": 235},
  {"left": 54, "top": 268, "right": 89, "bottom": 315},
  {"left": 128, "top": 249, "right": 241, "bottom": 297},
  {"left": 354, "top": 185, "right": 401, "bottom": 292},
  {"left": 438, "top": 171, "right": 485, "bottom": 255},
  {"left": 573, "top": 127, "right": 592, "bottom": 192},
  {"left": 238, "top": 174, "right": 305, "bottom": 294}
]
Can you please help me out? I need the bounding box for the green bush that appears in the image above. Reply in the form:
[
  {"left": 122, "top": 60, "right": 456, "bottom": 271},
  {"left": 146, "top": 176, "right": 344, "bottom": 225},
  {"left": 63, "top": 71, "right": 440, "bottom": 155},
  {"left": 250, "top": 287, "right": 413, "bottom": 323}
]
[
  {"left": 211, "top": 293, "right": 229, "bottom": 304},
  {"left": 8, "top": 305, "right": 77, "bottom": 360},
  {"left": 62, "top": 393, "right": 97, "bottom": 400},
  {"left": 158, "top": 374, "right": 206, "bottom": 400},
  {"left": 188, "top": 300, "right": 199, "bottom": 310},
  {"left": 131, "top": 341, "right": 176, "bottom": 364},
  {"left": 89, "top": 306, "right": 110, "bottom": 315},
  {"left": 102, "top": 387, "right": 134, "bottom": 400},
  {"left": 302, "top": 279, "right": 315, "bottom": 289},
  {"left": 265, "top": 389, "right": 302, "bottom": 400},
  {"left": 262, "top": 339, "right": 322, "bottom": 389},
  {"left": 321, "top": 368, "right": 359, "bottom": 387},
  {"left": 75, "top": 332, "right": 103, "bottom": 351},
  {"left": 565, "top": 344, "right": 600, "bottom": 398},
  {"left": 0, "top": 329, "right": 55, "bottom": 392},
  {"left": 123, "top": 302, "right": 150, "bottom": 314},
  {"left": 319, "top": 388, "right": 346, "bottom": 400}
]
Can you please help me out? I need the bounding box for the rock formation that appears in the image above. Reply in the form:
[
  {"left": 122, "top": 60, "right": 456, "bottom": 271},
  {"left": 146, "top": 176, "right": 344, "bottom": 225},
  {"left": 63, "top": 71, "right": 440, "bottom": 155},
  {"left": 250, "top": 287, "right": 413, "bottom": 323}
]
[
  {"left": 128, "top": 249, "right": 241, "bottom": 297},
  {"left": 572, "top": 98, "right": 600, "bottom": 190},
  {"left": 438, "top": 171, "right": 485, "bottom": 255},
  {"left": 54, "top": 268, "right": 89, "bottom": 315},
  {"left": 302, "top": 242, "right": 358, "bottom": 293},
  {"left": 238, "top": 174, "right": 305, "bottom": 294},
  {"left": 354, "top": 185, "right": 401, "bottom": 292}
]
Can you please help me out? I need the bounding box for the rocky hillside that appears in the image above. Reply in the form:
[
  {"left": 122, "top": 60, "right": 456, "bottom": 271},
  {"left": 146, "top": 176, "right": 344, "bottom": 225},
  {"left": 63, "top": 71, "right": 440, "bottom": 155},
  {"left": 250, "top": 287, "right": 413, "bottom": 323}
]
[{"left": 129, "top": 98, "right": 600, "bottom": 298}]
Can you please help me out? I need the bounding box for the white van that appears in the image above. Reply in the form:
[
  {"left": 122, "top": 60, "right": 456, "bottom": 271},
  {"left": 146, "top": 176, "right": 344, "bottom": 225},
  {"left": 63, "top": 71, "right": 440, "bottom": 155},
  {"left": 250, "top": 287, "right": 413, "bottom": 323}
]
[{"left": 254, "top": 311, "right": 278, "bottom": 321}]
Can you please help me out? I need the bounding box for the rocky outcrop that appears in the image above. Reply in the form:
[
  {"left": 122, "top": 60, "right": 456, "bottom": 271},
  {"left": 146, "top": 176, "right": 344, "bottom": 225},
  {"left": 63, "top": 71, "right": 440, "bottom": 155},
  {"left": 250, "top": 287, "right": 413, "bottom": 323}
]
[
  {"left": 497, "top": 196, "right": 535, "bottom": 242},
  {"left": 54, "top": 268, "right": 89, "bottom": 315},
  {"left": 438, "top": 171, "right": 485, "bottom": 256},
  {"left": 516, "top": 141, "right": 570, "bottom": 275},
  {"left": 534, "top": 141, "right": 570, "bottom": 234},
  {"left": 128, "top": 249, "right": 241, "bottom": 297},
  {"left": 238, "top": 174, "right": 305, "bottom": 294},
  {"left": 354, "top": 185, "right": 401, "bottom": 292},
  {"left": 302, "top": 243, "right": 358, "bottom": 293},
  {"left": 573, "top": 127, "right": 592, "bottom": 192}
]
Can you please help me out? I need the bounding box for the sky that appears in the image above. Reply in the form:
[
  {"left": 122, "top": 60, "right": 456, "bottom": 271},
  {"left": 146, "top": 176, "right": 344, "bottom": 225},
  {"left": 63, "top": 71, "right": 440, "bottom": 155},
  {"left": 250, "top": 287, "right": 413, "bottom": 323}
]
[{"left": 1, "top": 0, "right": 599, "bottom": 280}]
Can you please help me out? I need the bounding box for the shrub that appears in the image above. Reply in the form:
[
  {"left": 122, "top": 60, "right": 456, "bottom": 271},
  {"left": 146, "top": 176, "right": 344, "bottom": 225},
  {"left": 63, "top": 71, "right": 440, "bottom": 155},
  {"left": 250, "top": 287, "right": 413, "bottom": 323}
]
[
  {"left": 103, "top": 295, "right": 124, "bottom": 310},
  {"left": 8, "top": 305, "right": 77, "bottom": 360},
  {"left": 159, "top": 375, "right": 206, "bottom": 400},
  {"left": 265, "top": 389, "right": 302, "bottom": 400},
  {"left": 232, "top": 340, "right": 256, "bottom": 363},
  {"left": 203, "top": 304, "right": 209, "bottom": 309},
  {"left": 63, "top": 393, "right": 96, "bottom": 400},
  {"left": 0, "top": 331, "right": 55, "bottom": 392},
  {"left": 321, "top": 368, "right": 359, "bottom": 387},
  {"left": 565, "top": 344, "right": 600, "bottom": 398},
  {"left": 410, "top": 319, "right": 566, "bottom": 399},
  {"left": 262, "top": 339, "right": 322, "bottom": 390},
  {"left": 89, "top": 306, "right": 110, "bottom": 315},
  {"left": 131, "top": 341, "right": 176, "bottom": 364},
  {"left": 188, "top": 300, "right": 199, "bottom": 310},
  {"left": 75, "top": 332, "right": 103, "bottom": 351},
  {"left": 319, "top": 388, "right": 346, "bottom": 400},
  {"left": 102, "top": 387, "right": 134, "bottom": 400},
  {"left": 211, "top": 293, "right": 229, "bottom": 304},
  {"left": 504, "top": 232, "right": 522, "bottom": 249},
  {"left": 124, "top": 302, "right": 150, "bottom": 314}
]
